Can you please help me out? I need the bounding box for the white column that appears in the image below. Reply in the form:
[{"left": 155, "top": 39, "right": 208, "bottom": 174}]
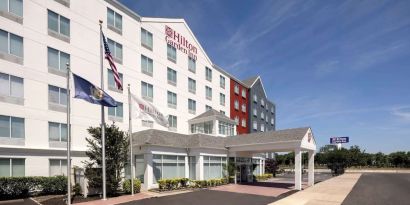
[
  {"left": 308, "top": 151, "right": 315, "bottom": 186},
  {"left": 294, "top": 148, "right": 302, "bottom": 190},
  {"left": 197, "top": 155, "right": 204, "bottom": 180},
  {"left": 185, "top": 155, "right": 189, "bottom": 179},
  {"left": 262, "top": 159, "right": 265, "bottom": 174},
  {"left": 234, "top": 157, "right": 237, "bottom": 184},
  {"left": 143, "top": 153, "right": 153, "bottom": 190}
]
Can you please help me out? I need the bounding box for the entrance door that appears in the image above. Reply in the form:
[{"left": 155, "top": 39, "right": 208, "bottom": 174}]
[{"left": 240, "top": 165, "right": 247, "bottom": 182}]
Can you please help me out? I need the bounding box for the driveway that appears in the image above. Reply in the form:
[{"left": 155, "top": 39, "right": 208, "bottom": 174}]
[{"left": 342, "top": 173, "right": 410, "bottom": 205}]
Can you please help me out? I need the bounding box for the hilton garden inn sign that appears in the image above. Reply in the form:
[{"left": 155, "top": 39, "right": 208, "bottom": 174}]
[{"left": 165, "top": 25, "right": 198, "bottom": 60}]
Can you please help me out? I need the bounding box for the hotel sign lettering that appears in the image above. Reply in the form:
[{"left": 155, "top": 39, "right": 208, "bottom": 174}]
[{"left": 165, "top": 25, "right": 198, "bottom": 61}]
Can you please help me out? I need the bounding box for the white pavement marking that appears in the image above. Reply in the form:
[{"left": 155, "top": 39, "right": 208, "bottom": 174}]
[{"left": 269, "top": 173, "right": 362, "bottom": 205}]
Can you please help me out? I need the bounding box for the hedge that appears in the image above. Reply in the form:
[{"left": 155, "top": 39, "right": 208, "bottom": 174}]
[
  {"left": 0, "top": 176, "right": 67, "bottom": 199},
  {"left": 157, "top": 178, "right": 228, "bottom": 191},
  {"left": 122, "top": 179, "right": 141, "bottom": 194},
  {"left": 254, "top": 173, "right": 274, "bottom": 181}
]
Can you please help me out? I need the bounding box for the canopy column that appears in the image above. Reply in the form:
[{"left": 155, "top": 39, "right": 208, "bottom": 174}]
[
  {"left": 308, "top": 150, "right": 315, "bottom": 186},
  {"left": 294, "top": 148, "right": 302, "bottom": 190}
]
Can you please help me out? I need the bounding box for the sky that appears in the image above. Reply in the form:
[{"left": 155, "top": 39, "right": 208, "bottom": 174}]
[{"left": 120, "top": 0, "right": 410, "bottom": 153}]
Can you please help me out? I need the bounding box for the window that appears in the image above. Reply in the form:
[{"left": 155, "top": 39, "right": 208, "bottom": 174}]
[
  {"left": 220, "top": 75, "right": 225, "bottom": 89},
  {"left": 188, "top": 57, "right": 196, "bottom": 73},
  {"left": 49, "top": 159, "right": 67, "bottom": 176},
  {"left": 271, "top": 106, "right": 274, "bottom": 114},
  {"left": 153, "top": 155, "right": 185, "bottom": 183},
  {"left": 220, "top": 93, "right": 225, "bottom": 106},
  {"left": 140, "top": 55, "right": 153, "bottom": 76},
  {"left": 261, "top": 124, "right": 265, "bottom": 132},
  {"left": 188, "top": 78, "right": 196, "bottom": 94},
  {"left": 242, "top": 89, "right": 246, "bottom": 98},
  {"left": 234, "top": 84, "right": 239, "bottom": 94},
  {"left": 253, "top": 121, "right": 257, "bottom": 130},
  {"left": 141, "top": 28, "right": 153, "bottom": 50},
  {"left": 266, "top": 116, "right": 269, "bottom": 123},
  {"left": 203, "top": 156, "right": 226, "bottom": 180},
  {"left": 234, "top": 116, "right": 239, "bottom": 125},
  {"left": 167, "top": 91, "right": 177, "bottom": 109},
  {"left": 48, "top": 47, "right": 69, "bottom": 73},
  {"left": 0, "top": 115, "right": 24, "bottom": 138},
  {"left": 241, "top": 104, "right": 246, "bottom": 113},
  {"left": 0, "top": 73, "right": 23, "bottom": 99},
  {"left": 253, "top": 108, "right": 257, "bottom": 117},
  {"left": 188, "top": 99, "right": 196, "bottom": 114},
  {"left": 189, "top": 156, "right": 196, "bottom": 179},
  {"left": 253, "top": 94, "right": 258, "bottom": 103},
  {"left": 191, "top": 121, "right": 213, "bottom": 134},
  {"left": 108, "top": 69, "right": 123, "bottom": 91},
  {"left": 0, "top": 158, "right": 24, "bottom": 177},
  {"left": 107, "top": 8, "right": 122, "bottom": 33},
  {"left": 271, "top": 118, "right": 274, "bottom": 125},
  {"left": 241, "top": 119, "right": 246, "bottom": 127},
  {"left": 218, "top": 121, "right": 235, "bottom": 136},
  {"left": 48, "top": 10, "right": 70, "bottom": 38},
  {"left": 48, "top": 85, "right": 67, "bottom": 106},
  {"left": 168, "top": 115, "right": 177, "bottom": 128},
  {"left": 167, "top": 44, "right": 176, "bottom": 62},
  {"left": 205, "top": 105, "right": 212, "bottom": 111},
  {"left": 205, "top": 86, "right": 212, "bottom": 100},
  {"left": 234, "top": 100, "right": 239, "bottom": 110},
  {"left": 261, "top": 99, "right": 265, "bottom": 107},
  {"left": 48, "top": 122, "right": 67, "bottom": 142},
  {"left": 141, "top": 81, "right": 153, "bottom": 101},
  {"left": 205, "top": 67, "right": 212, "bottom": 82},
  {"left": 0, "top": 0, "right": 23, "bottom": 22},
  {"left": 107, "top": 38, "right": 123, "bottom": 63},
  {"left": 167, "top": 68, "right": 177, "bottom": 85},
  {"left": 266, "top": 104, "right": 269, "bottom": 111},
  {"left": 108, "top": 102, "right": 123, "bottom": 118},
  {"left": 0, "top": 29, "right": 23, "bottom": 58},
  {"left": 261, "top": 112, "right": 265, "bottom": 120}
]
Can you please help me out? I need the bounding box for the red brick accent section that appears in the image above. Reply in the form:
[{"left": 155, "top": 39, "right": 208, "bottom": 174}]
[{"left": 230, "top": 79, "right": 249, "bottom": 134}]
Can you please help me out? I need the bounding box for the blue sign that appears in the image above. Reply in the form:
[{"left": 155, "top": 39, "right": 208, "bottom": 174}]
[{"left": 330, "top": 137, "right": 349, "bottom": 144}]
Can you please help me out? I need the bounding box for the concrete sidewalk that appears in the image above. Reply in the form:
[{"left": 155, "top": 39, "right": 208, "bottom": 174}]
[{"left": 269, "top": 173, "right": 362, "bottom": 205}]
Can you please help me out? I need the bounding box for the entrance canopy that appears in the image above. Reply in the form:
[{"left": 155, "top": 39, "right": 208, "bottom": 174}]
[{"left": 226, "top": 127, "right": 316, "bottom": 153}]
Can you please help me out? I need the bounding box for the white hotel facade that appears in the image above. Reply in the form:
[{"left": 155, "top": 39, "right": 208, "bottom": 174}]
[{"left": 0, "top": 0, "right": 316, "bottom": 191}]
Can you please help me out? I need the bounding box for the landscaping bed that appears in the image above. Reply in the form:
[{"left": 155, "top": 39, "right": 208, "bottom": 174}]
[{"left": 152, "top": 178, "right": 229, "bottom": 192}]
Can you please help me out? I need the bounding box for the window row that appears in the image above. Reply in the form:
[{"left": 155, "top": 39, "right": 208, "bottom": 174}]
[
  {"left": 253, "top": 94, "right": 275, "bottom": 113},
  {"left": 233, "top": 100, "right": 247, "bottom": 113},
  {"left": 0, "top": 158, "right": 68, "bottom": 177},
  {"left": 234, "top": 84, "right": 247, "bottom": 99},
  {"left": 234, "top": 116, "right": 247, "bottom": 128}
]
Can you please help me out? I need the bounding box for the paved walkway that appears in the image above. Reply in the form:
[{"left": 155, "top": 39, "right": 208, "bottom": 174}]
[
  {"left": 269, "top": 173, "right": 362, "bottom": 205},
  {"left": 209, "top": 183, "right": 295, "bottom": 197},
  {"left": 74, "top": 192, "right": 151, "bottom": 205}
]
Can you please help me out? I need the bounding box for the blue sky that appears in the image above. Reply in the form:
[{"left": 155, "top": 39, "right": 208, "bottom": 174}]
[{"left": 120, "top": 0, "right": 410, "bottom": 153}]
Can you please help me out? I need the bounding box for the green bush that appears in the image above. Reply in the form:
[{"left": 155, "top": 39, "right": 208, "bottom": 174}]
[
  {"left": 255, "top": 174, "right": 274, "bottom": 181},
  {"left": 180, "top": 178, "right": 189, "bottom": 188},
  {"left": 158, "top": 179, "right": 167, "bottom": 191},
  {"left": 0, "top": 176, "right": 67, "bottom": 199},
  {"left": 73, "top": 183, "right": 82, "bottom": 196},
  {"left": 122, "top": 179, "right": 141, "bottom": 194}
]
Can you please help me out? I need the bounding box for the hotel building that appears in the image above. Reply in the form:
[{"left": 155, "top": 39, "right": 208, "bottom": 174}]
[{"left": 0, "top": 0, "right": 315, "bottom": 192}]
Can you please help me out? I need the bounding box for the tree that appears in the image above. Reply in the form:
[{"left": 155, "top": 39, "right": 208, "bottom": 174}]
[
  {"left": 83, "top": 123, "right": 129, "bottom": 196},
  {"left": 264, "top": 158, "right": 278, "bottom": 176},
  {"left": 389, "top": 151, "right": 407, "bottom": 168}
]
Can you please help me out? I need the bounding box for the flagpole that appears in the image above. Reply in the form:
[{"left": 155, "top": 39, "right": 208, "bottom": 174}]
[
  {"left": 99, "top": 20, "right": 107, "bottom": 201},
  {"left": 66, "top": 63, "right": 72, "bottom": 205},
  {"left": 128, "top": 84, "right": 134, "bottom": 195}
]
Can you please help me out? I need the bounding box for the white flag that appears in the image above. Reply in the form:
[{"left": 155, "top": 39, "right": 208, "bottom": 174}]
[{"left": 130, "top": 93, "right": 169, "bottom": 127}]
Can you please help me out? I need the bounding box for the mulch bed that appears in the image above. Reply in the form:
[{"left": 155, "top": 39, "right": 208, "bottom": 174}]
[{"left": 34, "top": 194, "right": 126, "bottom": 205}]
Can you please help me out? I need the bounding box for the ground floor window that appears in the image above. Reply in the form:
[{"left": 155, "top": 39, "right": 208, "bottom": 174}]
[
  {"left": 203, "top": 156, "right": 227, "bottom": 180},
  {"left": 49, "top": 159, "right": 67, "bottom": 176},
  {"left": 153, "top": 155, "right": 185, "bottom": 184},
  {"left": 252, "top": 159, "right": 261, "bottom": 175},
  {"left": 189, "top": 156, "right": 196, "bottom": 179},
  {"left": 0, "top": 158, "right": 25, "bottom": 177}
]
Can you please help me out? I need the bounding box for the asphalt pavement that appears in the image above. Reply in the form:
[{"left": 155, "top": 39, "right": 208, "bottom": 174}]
[{"left": 342, "top": 173, "right": 410, "bottom": 205}]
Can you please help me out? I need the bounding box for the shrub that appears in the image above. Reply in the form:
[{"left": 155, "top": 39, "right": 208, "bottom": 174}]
[
  {"left": 158, "top": 179, "right": 167, "bottom": 191},
  {"left": 0, "top": 176, "right": 67, "bottom": 199},
  {"left": 254, "top": 174, "right": 274, "bottom": 182},
  {"left": 122, "top": 179, "right": 141, "bottom": 194},
  {"left": 73, "top": 183, "right": 82, "bottom": 196},
  {"left": 180, "top": 178, "right": 189, "bottom": 188}
]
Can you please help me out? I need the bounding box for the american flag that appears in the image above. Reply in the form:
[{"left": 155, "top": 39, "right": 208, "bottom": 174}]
[{"left": 102, "top": 31, "right": 123, "bottom": 90}]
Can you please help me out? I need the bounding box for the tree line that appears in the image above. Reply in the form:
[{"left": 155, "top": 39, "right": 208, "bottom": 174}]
[{"left": 274, "top": 145, "right": 410, "bottom": 168}]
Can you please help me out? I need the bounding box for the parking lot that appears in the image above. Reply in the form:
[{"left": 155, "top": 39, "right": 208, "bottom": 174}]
[{"left": 342, "top": 173, "right": 410, "bottom": 205}]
